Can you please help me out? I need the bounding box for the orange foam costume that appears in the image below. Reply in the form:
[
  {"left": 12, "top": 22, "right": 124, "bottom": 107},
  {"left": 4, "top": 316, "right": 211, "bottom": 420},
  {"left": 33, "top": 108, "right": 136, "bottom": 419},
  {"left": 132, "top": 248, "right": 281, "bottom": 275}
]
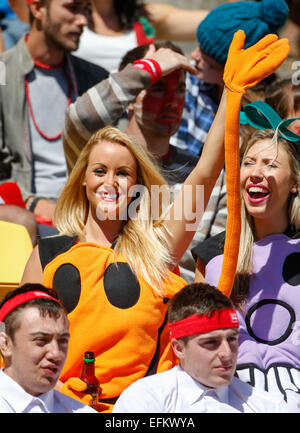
[
  {"left": 40, "top": 31, "right": 289, "bottom": 412},
  {"left": 40, "top": 237, "right": 186, "bottom": 412}
]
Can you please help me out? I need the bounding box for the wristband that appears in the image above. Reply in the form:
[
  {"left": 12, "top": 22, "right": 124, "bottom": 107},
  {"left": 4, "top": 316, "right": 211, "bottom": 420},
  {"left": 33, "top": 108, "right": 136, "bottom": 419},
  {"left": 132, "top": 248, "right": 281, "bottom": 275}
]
[
  {"left": 28, "top": 196, "right": 46, "bottom": 213},
  {"left": 133, "top": 59, "right": 162, "bottom": 84}
]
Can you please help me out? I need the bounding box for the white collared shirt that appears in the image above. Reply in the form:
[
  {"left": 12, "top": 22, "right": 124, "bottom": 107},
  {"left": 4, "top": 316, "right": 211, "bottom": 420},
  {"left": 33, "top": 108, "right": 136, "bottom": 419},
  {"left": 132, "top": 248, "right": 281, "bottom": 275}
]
[
  {"left": 113, "top": 365, "right": 299, "bottom": 413},
  {"left": 0, "top": 370, "right": 96, "bottom": 413}
]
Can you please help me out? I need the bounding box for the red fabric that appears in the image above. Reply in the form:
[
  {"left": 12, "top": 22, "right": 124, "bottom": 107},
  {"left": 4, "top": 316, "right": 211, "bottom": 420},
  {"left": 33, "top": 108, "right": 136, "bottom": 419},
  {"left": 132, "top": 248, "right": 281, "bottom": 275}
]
[
  {"left": 0, "top": 182, "right": 55, "bottom": 227},
  {"left": 134, "top": 22, "right": 155, "bottom": 46},
  {"left": 0, "top": 291, "right": 60, "bottom": 322},
  {"left": 0, "top": 182, "right": 25, "bottom": 208},
  {"left": 35, "top": 216, "right": 54, "bottom": 226},
  {"left": 168, "top": 308, "right": 239, "bottom": 340}
]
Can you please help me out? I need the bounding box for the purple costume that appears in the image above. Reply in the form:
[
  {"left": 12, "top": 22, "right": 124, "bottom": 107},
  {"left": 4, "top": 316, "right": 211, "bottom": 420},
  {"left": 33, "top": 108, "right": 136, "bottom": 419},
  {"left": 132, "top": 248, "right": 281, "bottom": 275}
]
[{"left": 192, "top": 233, "right": 300, "bottom": 405}]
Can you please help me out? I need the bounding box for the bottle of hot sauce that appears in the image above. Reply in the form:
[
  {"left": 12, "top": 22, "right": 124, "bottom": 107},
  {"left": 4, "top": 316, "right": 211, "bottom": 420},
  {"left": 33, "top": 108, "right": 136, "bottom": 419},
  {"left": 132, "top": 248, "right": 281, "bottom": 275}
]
[{"left": 80, "top": 351, "right": 100, "bottom": 409}]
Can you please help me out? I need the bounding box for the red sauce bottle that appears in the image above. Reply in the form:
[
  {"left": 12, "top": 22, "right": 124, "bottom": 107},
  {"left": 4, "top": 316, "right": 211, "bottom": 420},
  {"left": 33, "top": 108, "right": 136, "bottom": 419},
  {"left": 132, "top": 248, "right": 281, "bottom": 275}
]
[{"left": 80, "top": 351, "right": 100, "bottom": 408}]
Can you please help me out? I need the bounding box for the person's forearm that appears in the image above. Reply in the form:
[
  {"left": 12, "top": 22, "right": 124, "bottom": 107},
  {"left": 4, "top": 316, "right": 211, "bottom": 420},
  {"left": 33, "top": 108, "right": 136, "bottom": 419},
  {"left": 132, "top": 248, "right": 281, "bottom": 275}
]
[
  {"left": 162, "top": 88, "right": 226, "bottom": 264},
  {"left": 193, "top": 87, "right": 226, "bottom": 199},
  {"left": 146, "top": 3, "right": 209, "bottom": 41}
]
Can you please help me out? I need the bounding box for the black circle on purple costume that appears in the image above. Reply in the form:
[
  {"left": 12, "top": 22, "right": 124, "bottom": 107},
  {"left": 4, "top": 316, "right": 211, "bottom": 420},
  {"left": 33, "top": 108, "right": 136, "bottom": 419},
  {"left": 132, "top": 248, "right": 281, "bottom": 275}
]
[
  {"left": 245, "top": 299, "right": 296, "bottom": 346},
  {"left": 282, "top": 252, "right": 300, "bottom": 286}
]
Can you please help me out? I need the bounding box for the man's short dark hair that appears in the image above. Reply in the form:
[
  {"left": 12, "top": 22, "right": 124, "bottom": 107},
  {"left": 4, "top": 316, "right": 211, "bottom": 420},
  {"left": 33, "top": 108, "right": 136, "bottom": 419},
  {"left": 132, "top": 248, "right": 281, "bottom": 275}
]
[
  {"left": 0, "top": 283, "right": 65, "bottom": 341},
  {"left": 168, "top": 283, "right": 234, "bottom": 324}
]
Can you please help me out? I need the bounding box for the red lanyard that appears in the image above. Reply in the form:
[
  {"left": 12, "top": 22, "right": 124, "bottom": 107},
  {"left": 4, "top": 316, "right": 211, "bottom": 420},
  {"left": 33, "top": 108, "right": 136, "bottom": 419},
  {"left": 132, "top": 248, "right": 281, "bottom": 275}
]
[{"left": 25, "top": 61, "right": 72, "bottom": 141}]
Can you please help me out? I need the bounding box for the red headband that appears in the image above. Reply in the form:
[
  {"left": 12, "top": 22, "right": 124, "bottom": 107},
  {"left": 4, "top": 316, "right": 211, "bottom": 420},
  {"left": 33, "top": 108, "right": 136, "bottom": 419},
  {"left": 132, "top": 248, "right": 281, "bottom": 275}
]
[
  {"left": 26, "top": 0, "right": 34, "bottom": 5},
  {"left": 168, "top": 308, "right": 239, "bottom": 340},
  {"left": 0, "top": 291, "right": 60, "bottom": 323}
]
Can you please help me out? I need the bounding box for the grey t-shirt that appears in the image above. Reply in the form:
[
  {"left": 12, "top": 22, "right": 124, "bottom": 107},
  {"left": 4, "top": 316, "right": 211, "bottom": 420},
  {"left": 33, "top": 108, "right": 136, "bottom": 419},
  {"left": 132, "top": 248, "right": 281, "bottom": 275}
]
[{"left": 27, "top": 65, "right": 72, "bottom": 198}]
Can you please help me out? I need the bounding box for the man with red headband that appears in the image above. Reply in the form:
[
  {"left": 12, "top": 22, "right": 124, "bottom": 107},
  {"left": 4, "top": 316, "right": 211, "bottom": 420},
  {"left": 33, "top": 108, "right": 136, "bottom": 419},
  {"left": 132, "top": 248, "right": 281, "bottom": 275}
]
[
  {"left": 113, "top": 283, "right": 297, "bottom": 413},
  {"left": 0, "top": 283, "right": 96, "bottom": 412}
]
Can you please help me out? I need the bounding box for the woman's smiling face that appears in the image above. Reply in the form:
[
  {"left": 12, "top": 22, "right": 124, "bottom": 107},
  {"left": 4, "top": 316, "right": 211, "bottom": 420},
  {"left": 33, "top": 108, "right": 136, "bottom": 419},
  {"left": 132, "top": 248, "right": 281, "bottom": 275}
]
[
  {"left": 83, "top": 140, "right": 138, "bottom": 221},
  {"left": 241, "top": 138, "right": 297, "bottom": 227}
]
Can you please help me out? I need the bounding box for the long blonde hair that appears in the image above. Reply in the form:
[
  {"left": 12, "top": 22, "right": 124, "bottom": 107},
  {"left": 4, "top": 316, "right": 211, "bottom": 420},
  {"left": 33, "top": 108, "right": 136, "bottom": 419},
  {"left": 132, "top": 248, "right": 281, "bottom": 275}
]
[
  {"left": 55, "top": 126, "right": 175, "bottom": 293},
  {"left": 232, "top": 129, "right": 300, "bottom": 307}
]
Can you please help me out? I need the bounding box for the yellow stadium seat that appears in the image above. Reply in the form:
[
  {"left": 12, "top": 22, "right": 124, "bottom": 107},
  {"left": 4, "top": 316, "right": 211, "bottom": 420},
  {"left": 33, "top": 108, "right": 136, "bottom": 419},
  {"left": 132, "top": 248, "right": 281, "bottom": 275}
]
[{"left": 0, "top": 221, "right": 33, "bottom": 301}]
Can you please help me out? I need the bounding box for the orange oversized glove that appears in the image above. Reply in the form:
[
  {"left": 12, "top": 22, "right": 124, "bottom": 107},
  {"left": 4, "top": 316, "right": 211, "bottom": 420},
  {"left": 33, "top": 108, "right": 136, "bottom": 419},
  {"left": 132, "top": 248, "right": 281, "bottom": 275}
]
[
  {"left": 223, "top": 30, "right": 290, "bottom": 94},
  {"left": 60, "top": 377, "right": 110, "bottom": 413},
  {"left": 218, "top": 30, "right": 290, "bottom": 298}
]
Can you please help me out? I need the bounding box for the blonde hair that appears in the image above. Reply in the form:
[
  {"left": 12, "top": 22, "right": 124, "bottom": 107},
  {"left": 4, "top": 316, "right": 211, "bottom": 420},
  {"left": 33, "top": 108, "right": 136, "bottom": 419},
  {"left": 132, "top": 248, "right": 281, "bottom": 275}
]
[
  {"left": 232, "top": 129, "right": 300, "bottom": 307},
  {"left": 55, "top": 126, "right": 174, "bottom": 293}
]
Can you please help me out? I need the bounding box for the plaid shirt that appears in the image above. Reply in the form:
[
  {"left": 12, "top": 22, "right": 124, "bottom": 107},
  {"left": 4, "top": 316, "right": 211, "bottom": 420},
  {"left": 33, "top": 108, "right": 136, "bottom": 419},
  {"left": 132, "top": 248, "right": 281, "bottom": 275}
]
[{"left": 170, "top": 72, "right": 218, "bottom": 156}]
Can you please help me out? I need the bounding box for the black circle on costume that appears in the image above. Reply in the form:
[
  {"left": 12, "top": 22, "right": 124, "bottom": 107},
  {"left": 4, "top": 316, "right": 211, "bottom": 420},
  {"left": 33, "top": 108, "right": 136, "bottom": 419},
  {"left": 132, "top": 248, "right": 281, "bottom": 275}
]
[
  {"left": 282, "top": 253, "right": 300, "bottom": 286},
  {"left": 52, "top": 264, "right": 81, "bottom": 313},
  {"left": 104, "top": 262, "right": 140, "bottom": 309},
  {"left": 245, "top": 299, "right": 296, "bottom": 346}
]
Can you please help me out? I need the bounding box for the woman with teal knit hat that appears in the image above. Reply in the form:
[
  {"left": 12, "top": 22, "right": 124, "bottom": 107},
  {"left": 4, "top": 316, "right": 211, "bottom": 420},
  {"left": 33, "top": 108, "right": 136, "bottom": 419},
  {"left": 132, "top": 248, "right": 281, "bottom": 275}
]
[
  {"left": 196, "top": 0, "right": 289, "bottom": 66},
  {"left": 171, "top": 0, "right": 290, "bottom": 157}
]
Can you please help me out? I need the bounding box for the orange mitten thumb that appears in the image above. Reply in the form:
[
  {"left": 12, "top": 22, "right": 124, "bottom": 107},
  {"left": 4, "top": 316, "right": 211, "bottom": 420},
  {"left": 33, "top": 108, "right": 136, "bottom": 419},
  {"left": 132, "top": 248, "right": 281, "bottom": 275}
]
[
  {"left": 60, "top": 377, "right": 110, "bottom": 412},
  {"left": 60, "top": 377, "right": 92, "bottom": 406}
]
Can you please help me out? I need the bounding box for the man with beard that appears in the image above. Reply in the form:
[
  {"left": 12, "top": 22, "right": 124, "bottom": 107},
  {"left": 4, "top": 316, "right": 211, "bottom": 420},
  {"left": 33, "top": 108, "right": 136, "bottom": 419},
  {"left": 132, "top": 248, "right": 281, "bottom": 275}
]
[{"left": 0, "top": 0, "right": 108, "bottom": 232}]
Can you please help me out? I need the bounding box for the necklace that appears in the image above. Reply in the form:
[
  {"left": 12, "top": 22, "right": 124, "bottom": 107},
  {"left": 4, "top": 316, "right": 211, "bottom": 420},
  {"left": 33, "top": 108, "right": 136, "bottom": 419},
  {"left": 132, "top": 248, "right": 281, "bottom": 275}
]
[
  {"left": 25, "top": 61, "right": 72, "bottom": 141},
  {"left": 157, "top": 145, "right": 172, "bottom": 161}
]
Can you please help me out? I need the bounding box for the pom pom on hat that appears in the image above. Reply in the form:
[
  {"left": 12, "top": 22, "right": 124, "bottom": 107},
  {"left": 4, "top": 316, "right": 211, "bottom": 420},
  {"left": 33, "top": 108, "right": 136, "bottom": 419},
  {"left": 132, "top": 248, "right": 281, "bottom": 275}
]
[
  {"left": 259, "top": 0, "right": 288, "bottom": 29},
  {"left": 196, "top": 0, "right": 289, "bottom": 66}
]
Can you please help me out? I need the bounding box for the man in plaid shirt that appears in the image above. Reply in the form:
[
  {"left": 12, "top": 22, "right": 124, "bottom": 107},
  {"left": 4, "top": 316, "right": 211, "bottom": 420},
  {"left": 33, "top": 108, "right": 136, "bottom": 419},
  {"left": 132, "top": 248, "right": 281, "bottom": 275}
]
[{"left": 170, "top": 71, "right": 219, "bottom": 157}]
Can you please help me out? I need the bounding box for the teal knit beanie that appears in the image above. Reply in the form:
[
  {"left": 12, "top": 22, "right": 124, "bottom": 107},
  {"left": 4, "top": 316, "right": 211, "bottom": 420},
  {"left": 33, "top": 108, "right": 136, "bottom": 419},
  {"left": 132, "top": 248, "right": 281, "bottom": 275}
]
[{"left": 196, "top": 0, "right": 289, "bottom": 65}]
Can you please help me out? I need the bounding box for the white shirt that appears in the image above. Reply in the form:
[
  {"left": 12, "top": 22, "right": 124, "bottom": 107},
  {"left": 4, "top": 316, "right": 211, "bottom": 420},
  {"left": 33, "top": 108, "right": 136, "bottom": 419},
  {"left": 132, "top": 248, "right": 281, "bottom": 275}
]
[
  {"left": 113, "top": 365, "right": 299, "bottom": 413},
  {"left": 0, "top": 370, "right": 96, "bottom": 413},
  {"left": 73, "top": 26, "right": 137, "bottom": 73}
]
